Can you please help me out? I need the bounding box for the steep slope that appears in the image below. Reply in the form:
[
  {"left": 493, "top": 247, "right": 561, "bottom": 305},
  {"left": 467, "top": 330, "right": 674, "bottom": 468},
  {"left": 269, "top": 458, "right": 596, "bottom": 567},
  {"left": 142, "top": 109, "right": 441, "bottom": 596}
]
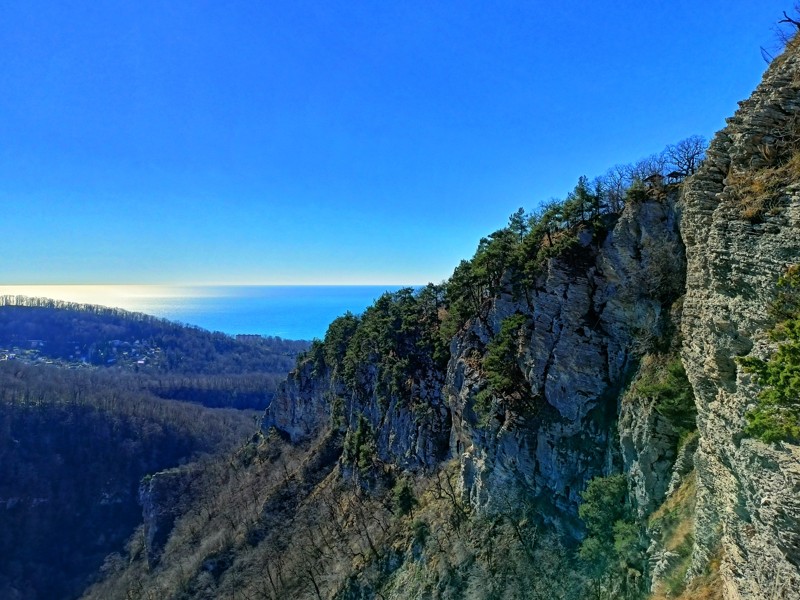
[
  {"left": 681, "top": 39, "right": 800, "bottom": 598},
  {"left": 447, "top": 196, "right": 684, "bottom": 533},
  {"left": 262, "top": 195, "right": 683, "bottom": 530},
  {"left": 84, "top": 164, "right": 678, "bottom": 597},
  {"left": 96, "top": 189, "right": 688, "bottom": 599},
  {"left": 264, "top": 286, "right": 451, "bottom": 472},
  {"left": 0, "top": 362, "right": 255, "bottom": 600}
]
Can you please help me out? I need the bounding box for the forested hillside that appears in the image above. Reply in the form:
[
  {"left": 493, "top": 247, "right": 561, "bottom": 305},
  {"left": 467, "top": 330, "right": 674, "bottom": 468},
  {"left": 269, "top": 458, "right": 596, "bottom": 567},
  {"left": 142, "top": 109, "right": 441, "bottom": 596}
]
[
  {"left": 8, "top": 14, "right": 800, "bottom": 600},
  {"left": 80, "top": 30, "right": 800, "bottom": 597},
  {"left": 0, "top": 298, "right": 309, "bottom": 409},
  {"left": 0, "top": 360, "right": 258, "bottom": 600},
  {"left": 0, "top": 303, "right": 309, "bottom": 600}
]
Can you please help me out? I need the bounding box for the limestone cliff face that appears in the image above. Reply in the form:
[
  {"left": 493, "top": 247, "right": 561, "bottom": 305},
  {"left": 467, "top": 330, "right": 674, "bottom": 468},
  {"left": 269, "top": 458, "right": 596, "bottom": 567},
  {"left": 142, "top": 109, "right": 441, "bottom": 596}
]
[
  {"left": 263, "top": 339, "right": 450, "bottom": 471},
  {"left": 262, "top": 360, "right": 333, "bottom": 443},
  {"left": 260, "top": 45, "right": 800, "bottom": 595},
  {"left": 139, "top": 468, "right": 196, "bottom": 568},
  {"left": 264, "top": 197, "right": 684, "bottom": 530},
  {"left": 618, "top": 376, "right": 685, "bottom": 520},
  {"left": 681, "top": 45, "right": 800, "bottom": 598},
  {"left": 339, "top": 361, "right": 450, "bottom": 471},
  {"left": 449, "top": 197, "right": 685, "bottom": 530}
]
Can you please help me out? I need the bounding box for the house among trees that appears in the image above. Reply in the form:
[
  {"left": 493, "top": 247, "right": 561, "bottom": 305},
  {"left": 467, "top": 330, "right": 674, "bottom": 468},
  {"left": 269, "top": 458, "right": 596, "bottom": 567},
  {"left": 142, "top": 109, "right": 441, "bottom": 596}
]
[{"left": 666, "top": 170, "right": 685, "bottom": 183}]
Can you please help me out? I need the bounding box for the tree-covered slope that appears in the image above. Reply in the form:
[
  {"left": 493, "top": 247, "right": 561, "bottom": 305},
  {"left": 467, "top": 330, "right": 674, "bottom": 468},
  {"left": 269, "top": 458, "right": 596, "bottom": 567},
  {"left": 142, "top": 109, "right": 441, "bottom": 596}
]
[
  {"left": 0, "top": 362, "right": 256, "bottom": 600},
  {"left": 0, "top": 298, "right": 309, "bottom": 409},
  {"left": 0, "top": 300, "right": 310, "bottom": 599},
  {"left": 82, "top": 137, "right": 706, "bottom": 599}
]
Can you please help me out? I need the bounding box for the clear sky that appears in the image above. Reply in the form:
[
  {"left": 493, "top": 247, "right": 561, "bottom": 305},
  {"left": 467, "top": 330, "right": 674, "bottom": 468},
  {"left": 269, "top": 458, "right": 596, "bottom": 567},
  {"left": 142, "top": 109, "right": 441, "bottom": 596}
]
[{"left": 0, "top": 1, "right": 791, "bottom": 285}]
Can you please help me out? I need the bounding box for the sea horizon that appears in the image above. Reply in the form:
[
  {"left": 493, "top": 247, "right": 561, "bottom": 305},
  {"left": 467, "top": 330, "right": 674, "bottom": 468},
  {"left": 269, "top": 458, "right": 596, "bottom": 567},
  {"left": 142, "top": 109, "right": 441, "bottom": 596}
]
[{"left": 0, "top": 284, "right": 422, "bottom": 341}]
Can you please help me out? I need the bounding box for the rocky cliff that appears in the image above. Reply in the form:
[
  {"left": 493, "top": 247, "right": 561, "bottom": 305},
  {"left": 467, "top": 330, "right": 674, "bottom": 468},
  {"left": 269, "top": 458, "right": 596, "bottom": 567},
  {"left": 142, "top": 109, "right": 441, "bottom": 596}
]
[
  {"left": 259, "top": 41, "right": 800, "bottom": 593},
  {"left": 264, "top": 288, "right": 451, "bottom": 473},
  {"left": 139, "top": 468, "right": 197, "bottom": 568},
  {"left": 681, "top": 41, "right": 800, "bottom": 599},
  {"left": 449, "top": 197, "right": 685, "bottom": 532},
  {"left": 264, "top": 194, "right": 685, "bottom": 540}
]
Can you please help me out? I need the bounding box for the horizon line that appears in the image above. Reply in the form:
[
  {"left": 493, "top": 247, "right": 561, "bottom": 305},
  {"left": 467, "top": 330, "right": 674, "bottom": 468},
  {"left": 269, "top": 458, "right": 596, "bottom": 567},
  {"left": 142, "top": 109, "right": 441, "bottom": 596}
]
[{"left": 0, "top": 282, "right": 433, "bottom": 287}]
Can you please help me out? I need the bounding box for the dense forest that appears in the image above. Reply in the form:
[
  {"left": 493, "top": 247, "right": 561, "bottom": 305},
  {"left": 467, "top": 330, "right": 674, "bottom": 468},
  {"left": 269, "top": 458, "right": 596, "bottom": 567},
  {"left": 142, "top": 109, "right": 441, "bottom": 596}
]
[
  {"left": 0, "top": 360, "right": 258, "bottom": 600},
  {"left": 0, "top": 301, "right": 311, "bottom": 599}
]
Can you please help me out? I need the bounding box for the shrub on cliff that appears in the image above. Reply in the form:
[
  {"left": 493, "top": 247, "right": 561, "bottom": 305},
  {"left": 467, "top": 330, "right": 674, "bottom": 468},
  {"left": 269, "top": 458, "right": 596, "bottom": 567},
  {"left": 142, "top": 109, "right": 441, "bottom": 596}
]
[
  {"left": 635, "top": 356, "right": 697, "bottom": 437},
  {"left": 740, "top": 265, "right": 800, "bottom": 443},
  {"left": 482, "top": 313, "right": 529, "bottom": 398},
  {"left": 473, "top": 313, "right": 534, "bottom": 424},
  {"left": 578, "top": 474, "right": 647, "bottom": 598}
]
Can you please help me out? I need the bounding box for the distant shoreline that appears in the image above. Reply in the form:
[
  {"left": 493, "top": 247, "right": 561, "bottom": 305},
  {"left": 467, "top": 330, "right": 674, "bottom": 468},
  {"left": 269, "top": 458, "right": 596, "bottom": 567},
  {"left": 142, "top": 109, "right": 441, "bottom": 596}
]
[{"left": 0, "top": 285, "right": 414, "bottom": 340}]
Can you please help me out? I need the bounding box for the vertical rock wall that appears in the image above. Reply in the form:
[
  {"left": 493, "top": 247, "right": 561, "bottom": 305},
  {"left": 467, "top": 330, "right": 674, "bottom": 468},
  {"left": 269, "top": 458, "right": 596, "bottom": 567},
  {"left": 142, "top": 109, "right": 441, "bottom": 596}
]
[
  {"left": 681, "top": 45, "right": 800, "bottom": 599},
  {"left": 139, "top": 468, "right": 196, "bottom": 568},
  {"left": 264, "top": 195, "right": 686, "bottom": 533},
  {"left": 262, "top": 360, "right": 333, "bottom": 443},
  {"left": 263, "top": 345, "right": 450, "bottom": 471},
  {"left": 450, "top": 197, "right": 685, "bottom": 530}
]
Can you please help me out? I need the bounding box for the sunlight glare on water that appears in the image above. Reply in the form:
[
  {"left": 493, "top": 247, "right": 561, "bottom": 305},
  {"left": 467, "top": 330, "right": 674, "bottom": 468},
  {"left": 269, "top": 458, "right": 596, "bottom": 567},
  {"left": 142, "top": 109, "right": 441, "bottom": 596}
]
[{"left": 0, "top": 285, "right": 409, "bottom": 340}]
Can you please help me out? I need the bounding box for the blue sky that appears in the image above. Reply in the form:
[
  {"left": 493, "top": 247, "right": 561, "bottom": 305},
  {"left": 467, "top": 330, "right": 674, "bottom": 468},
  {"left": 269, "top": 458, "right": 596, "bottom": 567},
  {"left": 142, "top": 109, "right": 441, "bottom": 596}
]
[{"left": 0, "top": 1, "right": 791, "bottom": 285}]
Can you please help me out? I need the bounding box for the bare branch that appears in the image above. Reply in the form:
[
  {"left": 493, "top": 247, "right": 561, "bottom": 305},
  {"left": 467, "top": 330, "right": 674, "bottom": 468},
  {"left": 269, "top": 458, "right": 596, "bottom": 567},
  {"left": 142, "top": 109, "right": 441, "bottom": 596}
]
[{"left": 780, "top": 11, "right": 800, "bottom": 29}]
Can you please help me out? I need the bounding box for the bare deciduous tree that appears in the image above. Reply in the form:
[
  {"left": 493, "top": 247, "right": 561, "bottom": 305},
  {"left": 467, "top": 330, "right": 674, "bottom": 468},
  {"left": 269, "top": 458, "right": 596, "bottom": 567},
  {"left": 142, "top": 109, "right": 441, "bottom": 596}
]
[
  {"left": 666, "top": 135, "right": 707, "bottom": 176},
  {"left": 626, "top": 152, "right": 669, "bottom": 182}
]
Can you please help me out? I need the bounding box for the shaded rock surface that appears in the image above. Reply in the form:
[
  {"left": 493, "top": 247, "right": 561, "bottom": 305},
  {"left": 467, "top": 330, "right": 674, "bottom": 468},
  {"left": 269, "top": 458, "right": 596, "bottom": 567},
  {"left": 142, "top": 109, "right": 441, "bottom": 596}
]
[
  {"left": 264, "top": 345, "right": 450, "bottom": 472},
  {"left": 139, "top": 468, "right": 196, "bottom": 568},
  {"left": 619, "top": 386, "right": 682, "bottom": 519},
  {"left": 262, "top": 360, "right": 333, "bottom": 444},
  {"left": 266, "top": 195, "right": 685, "bottom": 536}
]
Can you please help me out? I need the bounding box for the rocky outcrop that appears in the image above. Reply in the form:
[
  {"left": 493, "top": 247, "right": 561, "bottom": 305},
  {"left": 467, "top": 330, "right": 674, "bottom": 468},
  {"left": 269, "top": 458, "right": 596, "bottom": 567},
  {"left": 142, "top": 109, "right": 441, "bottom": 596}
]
[
  {"left": 266, "top": 196, "right": 686, "bottom": 532},
  {"left": 339, "top": 363, "right": 450, "bottom": 471},
  {"left": 139, "top": 468, "right": 196, "bottom": 568},
  {"left": 681, "top": 44, "right": 800, "bottom": 598},
  {"left": 619, "top": 387, "right": 682, "bottom": 519},
  {"left": 666, "top": 433, "right": 698, "bottom": 497},
  {"left": 262, "top": 360, "right": 333, "bottom": 443},
  {"left": 259, "top": 42, "right": 800, "bottom": 597},
  {"left": 263, "top": 329, "right": 450, "bottom": 472},
  {"left": 450, "top": 197, "right": 685, "bottom": 530}
]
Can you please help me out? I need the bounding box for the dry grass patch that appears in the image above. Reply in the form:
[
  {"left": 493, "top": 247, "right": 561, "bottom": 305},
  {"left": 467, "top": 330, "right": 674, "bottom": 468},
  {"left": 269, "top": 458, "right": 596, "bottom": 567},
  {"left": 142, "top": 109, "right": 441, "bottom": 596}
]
[
  {"left": 657, "top": 552, "right": 723, "bottom": 600},
  {"left": 648, "top": 472, "right": 697, "bottom": 598},
  {"left": 727, "top": 106, "right": 800, "bottom": 223},
  {"left": 728, "top": 151, "right": 800, "bottom": 222}
]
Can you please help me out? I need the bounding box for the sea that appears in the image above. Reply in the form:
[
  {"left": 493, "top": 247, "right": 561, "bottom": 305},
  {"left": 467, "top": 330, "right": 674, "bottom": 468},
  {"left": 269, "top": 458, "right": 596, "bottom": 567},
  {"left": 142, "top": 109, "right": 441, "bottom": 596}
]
[{"left": 0, "top": 285, "right": 415, "bottom": 341}]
